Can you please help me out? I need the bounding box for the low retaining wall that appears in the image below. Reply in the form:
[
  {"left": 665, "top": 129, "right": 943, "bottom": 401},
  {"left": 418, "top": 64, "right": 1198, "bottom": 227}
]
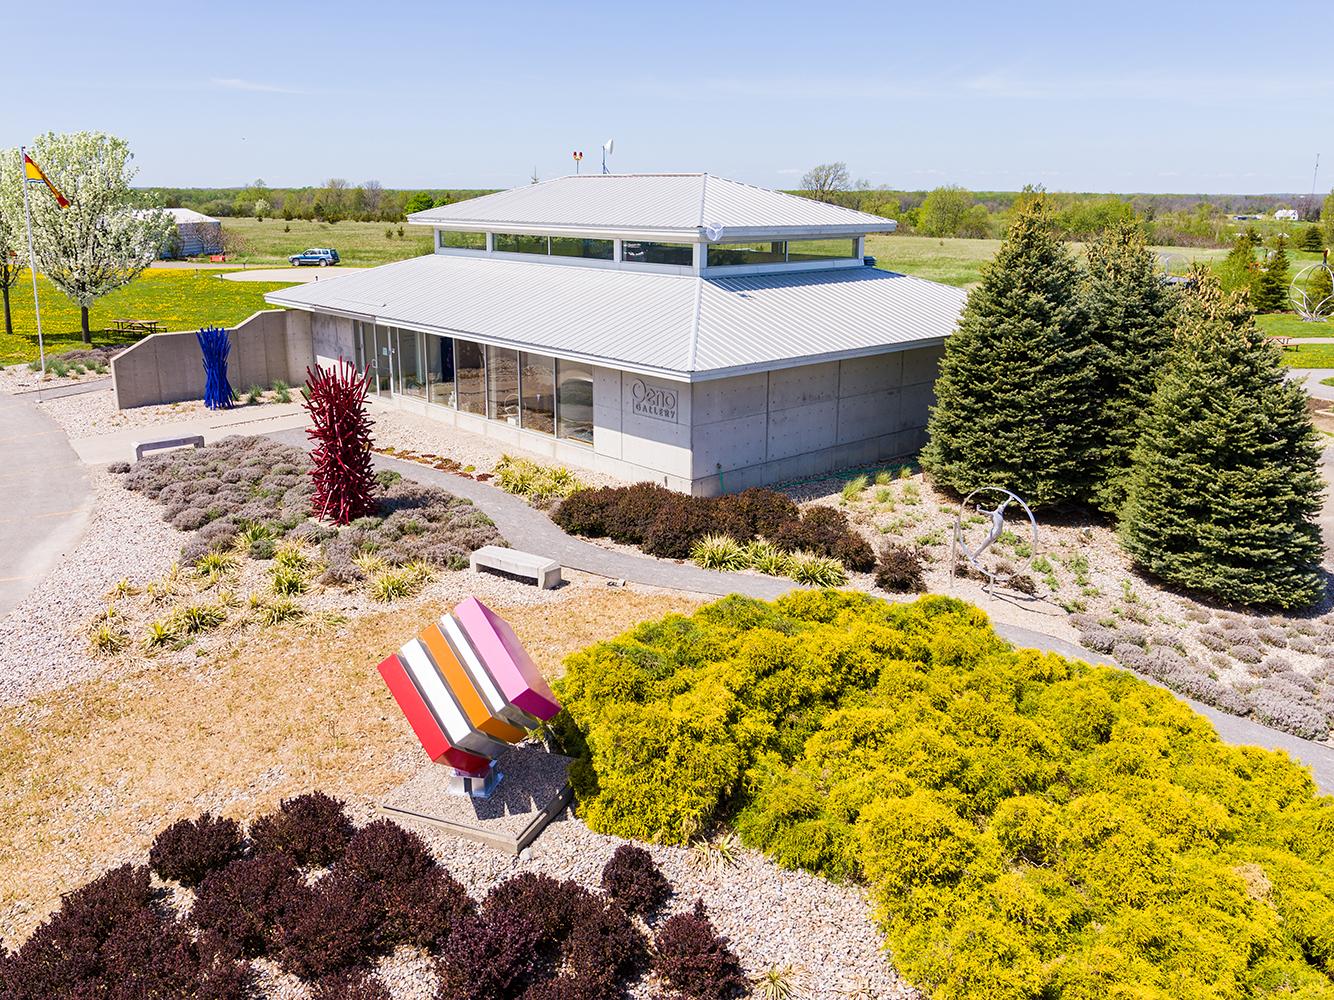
[{"left": 111, "top": 310, "right": 314, "bottom": 409}]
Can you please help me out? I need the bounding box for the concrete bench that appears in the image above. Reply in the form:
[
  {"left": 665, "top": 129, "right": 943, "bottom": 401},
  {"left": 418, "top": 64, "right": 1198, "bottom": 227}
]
[
  {"left": 133, "top": 435, "right": 205, "bottom": 462},
  {"left": 469, "top": 545, "right": 562, "bottom": 589}
]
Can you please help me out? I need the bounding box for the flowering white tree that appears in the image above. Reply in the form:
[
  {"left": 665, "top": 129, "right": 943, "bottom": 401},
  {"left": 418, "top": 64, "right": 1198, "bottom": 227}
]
[
  {"left": 10, "top": 132, "right": 172, "bottom": 344},
  {"left": 0, "top": 151, "right": 26, "bottom": 338}
]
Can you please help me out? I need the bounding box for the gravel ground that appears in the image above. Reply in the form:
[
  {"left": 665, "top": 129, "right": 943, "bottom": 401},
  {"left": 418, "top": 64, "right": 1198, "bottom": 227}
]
[
  {"left": 37, "top": 386, "right": 294, "bottom": 438},
  {"left": 0, "top": 468, "right": 179, "bottom": 707},
  {"left": 0, "top": 362, "right": 111, "bottom": 393},
  {"left": 370, "top": 404, "right": 624, "bottom": 489}
]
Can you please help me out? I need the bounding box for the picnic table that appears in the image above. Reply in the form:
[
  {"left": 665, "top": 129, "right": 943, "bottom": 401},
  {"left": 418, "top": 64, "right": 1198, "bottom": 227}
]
[{"left": 110, "top": 318, "right": 164, "bottom": 335}]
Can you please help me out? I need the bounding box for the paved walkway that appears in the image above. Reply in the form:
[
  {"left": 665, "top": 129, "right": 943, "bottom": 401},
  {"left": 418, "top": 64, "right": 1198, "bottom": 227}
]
[
  {"left": 0, "top": 392, "right": 92, "bottom": 618},
  {"left": 71, "top": 404, "right": 312, "bottom": 466},
  {"left": 265, "top": 429, "right": 1334, "bottom": 793}
]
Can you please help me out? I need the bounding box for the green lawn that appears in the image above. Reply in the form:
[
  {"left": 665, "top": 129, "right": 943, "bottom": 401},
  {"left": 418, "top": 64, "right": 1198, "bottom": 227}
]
[
  {"left": 1257, "top": 312, "right": 1334, "bottom": 339},
  {"left": 217, "top": 217, "right": 432, "bottom": 267},
  {"left": 1280, "top": 342, "right": 1334, "bottom": 368},
  {"left": 0, "top": 269, "right": 297, "bottom": 364},
  {"left": 866, "top": 234, "right": 1227, "bottom": 288}
]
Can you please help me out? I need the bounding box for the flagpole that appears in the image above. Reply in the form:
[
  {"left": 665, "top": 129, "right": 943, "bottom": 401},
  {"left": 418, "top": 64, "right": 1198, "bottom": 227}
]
[{"left": 20, "top": 146, "right": 46, "bottom": 376}]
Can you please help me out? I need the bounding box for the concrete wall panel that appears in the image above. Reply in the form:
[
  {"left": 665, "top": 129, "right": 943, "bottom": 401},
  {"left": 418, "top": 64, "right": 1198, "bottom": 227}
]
[
  {"left": 838, "top": 353, "right": 903, "bottom": 397},
  {"left": 691, "top": 373, "right": 768, "bottom": 424},
  {"left": 902, "top": 345, "right": 944, "bottom": 386},
  {"left": 767, "top": 361, "right": 838, "bottom": 410},
  {"left": 836, "top": 388, "right": 901, "bottom": 445},
  {"left": 767, "top": 400, "right": 837, "bottom": 461}
]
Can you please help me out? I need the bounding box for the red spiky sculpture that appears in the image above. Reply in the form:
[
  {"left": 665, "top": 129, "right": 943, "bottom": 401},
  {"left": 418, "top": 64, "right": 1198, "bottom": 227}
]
[{"left": 304, "top": 360, "right": 378, "bottom": 525}]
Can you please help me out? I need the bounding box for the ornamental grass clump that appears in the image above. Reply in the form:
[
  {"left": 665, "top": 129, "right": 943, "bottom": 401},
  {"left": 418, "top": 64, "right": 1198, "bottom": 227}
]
[
  {"left": 494, "top": 454, "right": 584, "bottom": 506},
  {"left": 553, "top": 591, "right": 1334, "bottom": 1000},
  {"left": 691, "top": 534, "right": 750, "bottom": 571}
]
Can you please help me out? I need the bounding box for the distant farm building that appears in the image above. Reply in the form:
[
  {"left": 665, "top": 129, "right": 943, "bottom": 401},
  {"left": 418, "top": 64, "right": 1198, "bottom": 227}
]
[
  {"left": 156, "top": 208, "right": 223, "bottom": 258},
  {"left": 1275, "top": 209, "right": 1300, "bottom": 222}
]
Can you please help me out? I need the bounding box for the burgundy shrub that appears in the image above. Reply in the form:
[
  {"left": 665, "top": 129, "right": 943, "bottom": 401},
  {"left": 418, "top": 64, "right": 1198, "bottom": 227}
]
[
  {"left": 274, "top": 870, "right": 383, "bottom": 980},
  {"left": 312, "top": 970, "right": 393, "bottom": 1000},
  {"left": 191, "top": 852, "right": 304, "bottom": 958},
  {"left": 304, "top": 360, "right": 378, "bottom": 525},
  {"left": 376, "top": 864, "right": 475, "bottom": 952},
  {"left": 149, "top": 813, "right": 248, "bottom": 887},
  {"left": 339, "top": 818, "right": 438, "bottom": 886},
  {"left": 249, "top": 791, "right": 354, "bottom": 868},
  {"left": 434, "top": 911, "right": 548, "bottom": 1000},
  {"left": 652, "top": 900, "right": 748, "bottom": 1000},
  {"left": 600, "top": 844, "right": 672, "bottom": 918}
]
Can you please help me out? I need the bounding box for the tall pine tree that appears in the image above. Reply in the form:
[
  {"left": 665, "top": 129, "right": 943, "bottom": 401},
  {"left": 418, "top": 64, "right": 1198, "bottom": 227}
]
[
  {"left": 1218, "top": 234, "right": 1258, "bottom": 295},
  {"left": 1082, "top": 221, "right": 1177, "bottom": 513},
  {"left": 1119, "top": 267, "right": 1324, "bottom": 610},
  {"left": 1250, "top": 235, "right": 1291, "bottom": 313},
  {"left": 922, "top": 198, "right": 1097, "bottom": 508}
]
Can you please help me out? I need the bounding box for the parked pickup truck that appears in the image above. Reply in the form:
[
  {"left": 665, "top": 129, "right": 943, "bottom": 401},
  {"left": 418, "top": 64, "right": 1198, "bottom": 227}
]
[{"left": 288, "top": 248, "right": 341, "bottom": 266}]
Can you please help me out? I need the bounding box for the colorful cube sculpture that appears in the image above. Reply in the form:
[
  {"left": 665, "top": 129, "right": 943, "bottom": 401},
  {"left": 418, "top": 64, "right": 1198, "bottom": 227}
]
[{"left": 376, "top": 598, "right": 561, "bottom": 796}]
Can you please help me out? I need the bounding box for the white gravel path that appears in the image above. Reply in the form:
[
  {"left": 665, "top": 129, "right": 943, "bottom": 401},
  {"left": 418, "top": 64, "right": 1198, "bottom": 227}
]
[{"left": 0, "top": 468, "right": 180, "bottom": 706}]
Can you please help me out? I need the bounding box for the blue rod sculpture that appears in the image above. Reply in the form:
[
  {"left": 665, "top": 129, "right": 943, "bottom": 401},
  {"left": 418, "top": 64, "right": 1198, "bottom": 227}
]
[{"left": 197, "top": 325, "right": 234, "bottom": 410}]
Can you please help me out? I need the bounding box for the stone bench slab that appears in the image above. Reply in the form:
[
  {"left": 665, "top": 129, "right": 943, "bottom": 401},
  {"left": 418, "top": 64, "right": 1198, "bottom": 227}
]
[
  {"left": 469, "top": 545, "right": 562, "bottom": 589},
  {"left": 133, "top": 435, "right": 204, "bottom": 462}
]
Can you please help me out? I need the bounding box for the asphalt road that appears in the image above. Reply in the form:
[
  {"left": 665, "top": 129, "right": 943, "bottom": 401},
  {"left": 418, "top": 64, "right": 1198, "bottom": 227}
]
[{"left": 0, "top": 391, "right": 91, "bottom": 618}]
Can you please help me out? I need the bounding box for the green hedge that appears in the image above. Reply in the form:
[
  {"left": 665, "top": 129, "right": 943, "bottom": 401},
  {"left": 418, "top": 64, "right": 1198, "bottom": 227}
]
[{"left": 552, "top": 592, "right": 1334, "bottom": 1000}]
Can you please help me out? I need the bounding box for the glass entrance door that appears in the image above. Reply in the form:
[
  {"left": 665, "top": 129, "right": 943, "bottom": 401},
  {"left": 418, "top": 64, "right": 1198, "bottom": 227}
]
[{"left": 373, "top": 324, "right": 394, "bottom": 394}]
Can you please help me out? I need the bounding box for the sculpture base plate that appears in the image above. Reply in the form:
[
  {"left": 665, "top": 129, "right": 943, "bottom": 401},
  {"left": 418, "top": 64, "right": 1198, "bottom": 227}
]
[{"left": 379, "top": 745, "right": 573, "bottom": 855}]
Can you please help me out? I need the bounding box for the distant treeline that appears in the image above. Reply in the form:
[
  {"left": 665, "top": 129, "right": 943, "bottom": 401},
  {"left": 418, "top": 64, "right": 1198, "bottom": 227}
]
[
  {"left": 142, "top": 180, "right": 499, "bottom": 224},
  {"left": 782, "top": 185, "right": 1326, "bottom": 248},
  {"left": 145, "top": 178, "right": 1326, "bottom": 249}
]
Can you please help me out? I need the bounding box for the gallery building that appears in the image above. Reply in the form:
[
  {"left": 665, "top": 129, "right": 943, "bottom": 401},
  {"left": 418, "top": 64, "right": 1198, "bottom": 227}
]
[{"left": 266, "top": 174, "right": 964, "bottom": 495}]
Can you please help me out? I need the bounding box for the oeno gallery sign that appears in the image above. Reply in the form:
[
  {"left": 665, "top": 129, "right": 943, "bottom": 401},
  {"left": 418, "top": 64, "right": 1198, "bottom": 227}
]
[{"left": 629, "top": 377, "right": 678, "bottom": 423}]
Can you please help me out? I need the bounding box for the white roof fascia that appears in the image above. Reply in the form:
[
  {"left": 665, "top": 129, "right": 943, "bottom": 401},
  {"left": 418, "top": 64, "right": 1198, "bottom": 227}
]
[
  {"left": 686, "top": 337, "right": 948, "bottom": 383},
  {"left": 272, "top": 300, "right": 698, "bottom": 384},
  {"left": 411, "top": 218, "right": 896, "bottom": 241}
]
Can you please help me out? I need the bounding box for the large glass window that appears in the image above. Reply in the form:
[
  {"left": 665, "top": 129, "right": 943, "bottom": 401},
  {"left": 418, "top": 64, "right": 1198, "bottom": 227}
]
[
  {"left": 785, "top": 238, "right": 859, "bottom": 262},
  {"left": 621, "top": 241, "right": 693, "bottom": 266},
  {"left": 355, "top": 321, "right": 373, "bottom": 382},
  {"left": 706, "top": 241, "right": 787, "bottom": 267},
  {"left": 395, "top": 328, "right": 427, "bottom": 400},
  {"left": 493, "top": 233, "right": 549, "bottom": 255},
  {"left": 550, "top": 236, "right": 613, "bottom": 260},
  {"left": 556, "top": 359, "right": 594, "bottom": 445},
  {"left": 438, "top": 230, "right": 486, "bottom": 250},
  {"left": 486, "top": 345, "right": 520, "bottom": 424},
  {"left": 519, "top": 352, "right": 556, "bottom": 435},
  {"left": 456, "top": 340, "right": 486, "bottom": 415},
  {"left": 426, "top": 333, "right": 455, "bottom": 408}
]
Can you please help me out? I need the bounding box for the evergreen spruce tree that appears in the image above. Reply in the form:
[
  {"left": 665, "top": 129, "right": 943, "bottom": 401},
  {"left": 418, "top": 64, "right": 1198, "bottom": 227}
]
[
  {"left": 1218, "top": 234, "right": 1258, "bottom": 295},
  {"left": 1082, "top": 221, "right": 1177, "bottom": 512},
  {"left": 921, "top": 198, "right": 1097, "bottom": 507},
  {"left": 1298, "top": 225, "right": 1325, "bottom": 252},
  {"left": 1119, "top": 268, "right": 1324, "bottom": 610},
  {"left": 1251, "top": 235, "right": 1291, "bottom": 313}
]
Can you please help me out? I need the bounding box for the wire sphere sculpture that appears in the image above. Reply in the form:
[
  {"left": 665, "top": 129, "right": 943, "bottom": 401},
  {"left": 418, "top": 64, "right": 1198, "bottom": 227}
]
[
  {"left": 1289, "top": 261, "right": 1334, "bottom": 322},
  {"left": 1156, "top": 252, "right": 1192, "bottom": 287},
  {"left": 950, "top": 487, "right": 1039, "bottom": 594}
]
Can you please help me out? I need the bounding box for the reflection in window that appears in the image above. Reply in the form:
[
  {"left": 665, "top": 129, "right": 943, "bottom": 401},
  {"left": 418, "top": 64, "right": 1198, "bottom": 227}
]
[
  {"left": 785, "top": 238, "right": 858, "bottom": 262},
  {"left": 486, "top": 345, "right": 520, "bottom": 424},
  {"left": 706, "top": 241, "right": 787, "bottom": 267},
  {"left": 621, "top": 241, "right": 692, "bottom": 266},
  {"left": 556, "top": 360, "right": 594, "bottom": 445},
  {"left": 396, "top": 328, "right": 426, "bottom": 399},
  {"left": 425, "top": 334, "right": 455, "bottom": 408},
  {"left": 519, "top": 352, "right": 555, "bottom": 434},
  {"left": 493, "top": 233, "right": 549, "bottom": 255},
  {"left": 438, "top": 230, "right": 487, "bottom": 250},
  {"left": 456, "top": 340, "right": 486, "bottom": 415},
  {"left": 550, "top": 237, "right": 613, "bottom": 260}
]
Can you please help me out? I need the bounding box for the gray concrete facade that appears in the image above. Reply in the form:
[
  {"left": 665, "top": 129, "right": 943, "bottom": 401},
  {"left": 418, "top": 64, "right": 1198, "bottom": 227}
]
[
  {"left": 111, "top": 310, "right": 313, "bottom": 409},
  {"left": 115, "top": 306, "right": 941, "bottom": 494}
]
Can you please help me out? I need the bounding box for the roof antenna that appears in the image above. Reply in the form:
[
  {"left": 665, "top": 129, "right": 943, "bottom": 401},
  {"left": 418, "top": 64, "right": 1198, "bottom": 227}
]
[{"left": 601, "top": 138, "right": 614, "bottom": 174}]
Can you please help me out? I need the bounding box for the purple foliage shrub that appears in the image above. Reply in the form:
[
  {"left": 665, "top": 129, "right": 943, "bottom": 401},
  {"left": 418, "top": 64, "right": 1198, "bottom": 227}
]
[
  {"left": 191, "top": 852, "right": 304, "bottom": 957},
  {"left": 601, "top": 844, "right": 672, "bottom": 918},
  {"left": 652, "top": 900, "right": 747, "bottom": 1000},
  {"left": 149, "top": 812, "right": 248, "bottom": 888},
  {"left": 250, "top": 791, "right": 354, "bottom": 867}
]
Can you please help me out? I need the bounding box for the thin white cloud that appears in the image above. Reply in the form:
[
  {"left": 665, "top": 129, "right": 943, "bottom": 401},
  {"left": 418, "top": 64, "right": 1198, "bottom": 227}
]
[{"left": 210, "top": 77, "right": 309, "bottom": 95}]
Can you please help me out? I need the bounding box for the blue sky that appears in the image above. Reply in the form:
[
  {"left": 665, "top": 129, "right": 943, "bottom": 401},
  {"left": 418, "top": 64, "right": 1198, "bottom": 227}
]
[{"left": 4, "top": 1, "right": 1331, "bottom": 193}]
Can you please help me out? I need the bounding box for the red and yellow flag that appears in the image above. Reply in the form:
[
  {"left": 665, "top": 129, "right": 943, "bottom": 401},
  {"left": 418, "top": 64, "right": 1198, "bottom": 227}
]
[{"left": 23, "top": 153, "right": 69, "bottom": 208}]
